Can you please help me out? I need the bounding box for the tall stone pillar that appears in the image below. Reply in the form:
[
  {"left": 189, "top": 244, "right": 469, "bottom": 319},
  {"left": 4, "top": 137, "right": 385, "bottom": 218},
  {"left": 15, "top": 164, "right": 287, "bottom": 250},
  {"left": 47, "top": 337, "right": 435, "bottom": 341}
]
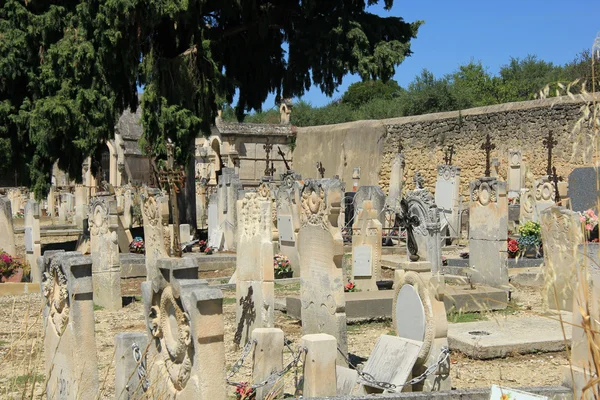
[{"left": 24, "top": 200, "right": 42, "bottom": 282}]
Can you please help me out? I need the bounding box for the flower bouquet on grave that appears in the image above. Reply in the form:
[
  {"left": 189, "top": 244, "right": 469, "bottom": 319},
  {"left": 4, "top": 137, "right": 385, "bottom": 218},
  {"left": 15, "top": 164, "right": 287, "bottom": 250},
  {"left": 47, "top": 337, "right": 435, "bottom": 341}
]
[
  {"left": 274, "top": 254, "right": 292, "bottom": 279},
  {"left": 507, "top": 238, "right": 519, "bottom": 259},
  {"left": 198, "top": 240, "right": 207, "bottom": 252},
  {"left": 235, "top": 382, "right": 256, "bottom": 400},
  {"left": 507, "top": 195, "right": 520, "bottom": 205},
  {"left": 0, "top": 250, "right": 23, "bottom": 283},
  {"left": 129, "top": 237, "right": 145, "bottom": 254},
  {"left": 344, "top": 280, "right": 357, "bottom": 292},
  {"left": 204, "top": 246, "right": 214, "bottom": 255},
  {"left": 517, "top": 221, "right": 542, "bottom": 258},
  {"left": 580, "top": 209, "right": 599, "bottom": 242}
]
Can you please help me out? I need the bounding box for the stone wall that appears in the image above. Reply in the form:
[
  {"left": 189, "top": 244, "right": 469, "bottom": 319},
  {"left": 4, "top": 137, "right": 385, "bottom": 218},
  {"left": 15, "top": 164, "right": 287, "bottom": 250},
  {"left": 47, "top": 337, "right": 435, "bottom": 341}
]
[{"left": 295, "top": 94, "right": 599, "bottom": 199}]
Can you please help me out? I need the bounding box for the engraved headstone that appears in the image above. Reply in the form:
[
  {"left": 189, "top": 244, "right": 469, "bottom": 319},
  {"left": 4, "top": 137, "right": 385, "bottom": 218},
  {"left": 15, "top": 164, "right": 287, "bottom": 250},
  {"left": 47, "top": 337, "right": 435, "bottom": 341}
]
[
  {"left": 24, "top": 200, "right": 42, "bottom": 282},
  {"left": 352, "top": 200, "right": 382, "bottom": 291},
  {"left": 276, "top": 171, "right": 303, "bottom": 275},
  {"left": 140, "top": 187, "right": 170, "bottom": 283},
  {"left": 507, "top": 149, "right": 523, "bottom": 193},
  {"left": 435, "top": 165, "right": 461, "bottom": 239}
]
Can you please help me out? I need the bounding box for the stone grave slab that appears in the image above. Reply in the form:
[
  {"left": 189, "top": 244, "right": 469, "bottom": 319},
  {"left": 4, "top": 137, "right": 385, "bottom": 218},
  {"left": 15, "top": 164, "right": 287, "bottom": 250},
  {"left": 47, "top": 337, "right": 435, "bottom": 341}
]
[
  {"left": 447, "top": 311, "right": 572, "bottom": 359},
  {"left": 568, "top": 167, "right": 599, "bottom": 212}
]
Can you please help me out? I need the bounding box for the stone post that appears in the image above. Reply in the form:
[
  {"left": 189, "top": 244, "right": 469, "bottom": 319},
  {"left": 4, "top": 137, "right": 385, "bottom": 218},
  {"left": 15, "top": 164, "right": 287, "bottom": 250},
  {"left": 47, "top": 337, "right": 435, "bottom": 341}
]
[
  {"left": 41, "top": 251, "right": 99, "bottom": 399},
  {"left": 235, "top": 191, "right": 275, "bottom": 346},
  {"left": 351, "top": 200, "right": 382, "bottom": 291},
  {"left": 74, "top": 185, "right": 88, "bottom": 230},
  {"left": 507, "top": 149, "right": 522, "bottom": 194},
  {"left": 469, "top": 177, "right": 508, "bottom": 289},
  {"left": 89, "top": 196, "right": 122, "bottom": 310},
  {"left": 252, "top": 328, "right": 284, "bottom": 400},
  {"left": 47, "top": 187, "right": 55, "bottom": 217},
  {"left": 388, "top": 153, "right": 404, "bottom": 208},
  {"left": 24, "top": 200, "right": 41, "bottom": 282},
  {"left": 114, "top": 332, "right": 148, "bottom": 400},
  {"left": 301, "top": 334, "right": 337, "bottom": 397},
  {"left": 0, "top": 196, "right": 16, "bottom": 257}
]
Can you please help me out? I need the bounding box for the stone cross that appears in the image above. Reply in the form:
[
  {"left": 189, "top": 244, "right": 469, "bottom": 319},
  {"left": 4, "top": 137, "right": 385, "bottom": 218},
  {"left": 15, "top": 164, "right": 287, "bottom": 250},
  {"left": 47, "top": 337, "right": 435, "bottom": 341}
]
[
  {"left": 399, "top": 198, "right": 420, "bottom": 261},
  {"left": 481, "top": 133, "right": 495, "bottom": 177},
  {"left": 277, "top": 146, "right": 291, "bottom": 171},
  {"left": 543, "top": 131, "right": 558, "bottom": 177},
  {"left": 443, "top": 145, "right": 455, "bottom": 166},
  {"left": 550, "top": 166, "right": 563, "bottom": 203},
  {"left": 158, "top": 141, "right": 185, "bottom": 257},
  {"left": 397, "top": 141, "right": 404, "bottom": 154},
  {"left": 316, "top": 161, "right": 325, "bottom": 178}
]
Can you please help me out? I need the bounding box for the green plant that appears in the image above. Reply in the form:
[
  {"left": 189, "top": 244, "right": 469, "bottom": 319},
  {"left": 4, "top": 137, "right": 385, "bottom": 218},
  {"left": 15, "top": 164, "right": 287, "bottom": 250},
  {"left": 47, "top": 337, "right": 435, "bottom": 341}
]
[
  {"left": 519, "top": 221, "right": 541, "bottom": 237},
  {"left": 93, "top": 304, "right": 104, "bottom": 311},
  {"left": 0, "top": 250, "right": 21, "bottom": 279}
]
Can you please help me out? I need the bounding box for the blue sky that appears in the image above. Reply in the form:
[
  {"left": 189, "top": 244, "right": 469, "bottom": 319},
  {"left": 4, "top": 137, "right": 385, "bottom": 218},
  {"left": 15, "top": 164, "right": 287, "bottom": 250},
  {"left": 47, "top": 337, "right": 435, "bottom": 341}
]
[{"left": 261, "top": 0, "right": 599, "bottom": 109}]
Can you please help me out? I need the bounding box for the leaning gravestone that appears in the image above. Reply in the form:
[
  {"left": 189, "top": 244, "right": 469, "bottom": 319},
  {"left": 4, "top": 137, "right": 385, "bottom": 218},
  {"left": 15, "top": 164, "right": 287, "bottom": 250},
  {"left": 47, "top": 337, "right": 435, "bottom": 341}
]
[
  {"left": 299, "top": 178, "right": 348, "bottom": 364},
  {"left": 539, "top": 206, "right": 583, "bottom": 312},
  {"left": 234, "top": 190, "right": 275, "bottom": 346},
  {"left": 276, "top": 171, "right": 303, "bottom": 276},
  {"left": 435, "top": 165, "right": 461, "bottom": 240},
  {"left": 353, "top": 186, "right": 385, "bottom": 226},
  {"left": 88, "top": 196, "right": 122, "bottom": 310},
  {"left": 141, "top": 258, "right": 226, "bottom": 399},
  {"left": 0, "top": 196, "right": 16, "bottom": 256},
  {"left": 352, "top": 200, "right": 382, "bottom": 292},
  {"left": 568, "top": 167, "right": 599, "bottom": 212},
  {"left": 41, "top": 251, "right": 99, "bottom": 399},
  {"left": 140, "top": 187, "right": 170, "bottom": 283},
  {"left": 392, "top": 270, "right": 451, "bottom": 391},
  {"left": 24, "top": 200, "right": 42, "bottom": 282},
  {"left": 469, "top": 177, "right": 508, "bottom": 289}
]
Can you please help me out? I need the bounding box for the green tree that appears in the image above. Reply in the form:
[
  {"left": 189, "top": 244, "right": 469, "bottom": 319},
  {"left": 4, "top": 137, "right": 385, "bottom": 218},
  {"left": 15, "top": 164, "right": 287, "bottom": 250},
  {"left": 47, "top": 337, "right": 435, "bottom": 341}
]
[
  {"left": 403, "top": 69, "right": 455, "bottom": 115},
  {"left": 497, "top": 55, "right": 561, "bottom": 102},
  {"left": 341, "top": 79, "right": 403, "bottom": 108},
  {"left": 0, "top": 0, "right": 422, "bottom": 198},
  {"left": 447, "top": 61, "right": 498, "bottom": 109}
]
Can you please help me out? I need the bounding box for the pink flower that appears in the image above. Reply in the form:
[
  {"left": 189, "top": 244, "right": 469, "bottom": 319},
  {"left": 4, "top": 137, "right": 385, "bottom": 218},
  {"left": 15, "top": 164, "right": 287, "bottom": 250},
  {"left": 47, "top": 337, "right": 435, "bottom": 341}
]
[
  {"left": 587, "top": 209, "right": 596, "bottom": 217},
  {"left": 586, "top": 224, "right": 593, "bottom": 231},
  {"left": 581, "top": 215, "right": 587, "bottom": 223}
]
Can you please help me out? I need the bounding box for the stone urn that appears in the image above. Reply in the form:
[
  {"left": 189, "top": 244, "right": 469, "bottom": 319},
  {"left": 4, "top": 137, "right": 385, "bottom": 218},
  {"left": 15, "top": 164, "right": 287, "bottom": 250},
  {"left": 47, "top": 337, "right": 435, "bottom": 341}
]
[{"left": 1, "top": 267, "right": 23, "bottom": 283}]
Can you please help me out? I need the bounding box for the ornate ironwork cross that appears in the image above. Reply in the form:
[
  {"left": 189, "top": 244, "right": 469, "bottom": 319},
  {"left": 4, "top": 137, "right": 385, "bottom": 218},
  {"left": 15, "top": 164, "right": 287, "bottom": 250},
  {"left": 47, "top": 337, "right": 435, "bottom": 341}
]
[
  {"left": 399, "top": 199, "right": 420, "bottom": 261},
  {"left": 263, "top": 141, "right": 275, "bottom": 176},
  {"left": 481, "top": 134, "right": 496, "bottom": 177},
  {"left": 316, "top": 161, "right": 325, "bottom": 178},
  {"left": 543, "top": 131, "right": 557, "bottom": 177},
  {"left": 550, "top": 166, "right": 563, "bottom": 203},
  {"left": 159, "top": 141, "right": 185, "bottom": 257},
  {"left": 277, "top": 146, "right": 291, "bottom": 171},
  {"left": 443, "top": 144, "right": 455, "bottom": 165}
]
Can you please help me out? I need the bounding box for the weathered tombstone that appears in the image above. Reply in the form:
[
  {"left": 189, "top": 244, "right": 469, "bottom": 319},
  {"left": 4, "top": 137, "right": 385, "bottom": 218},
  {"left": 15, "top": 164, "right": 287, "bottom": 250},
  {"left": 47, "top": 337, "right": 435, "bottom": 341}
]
[
  {"left": 47, "top": 187, "right": 56, "bottom": 217},
  {"left": 139, "top": 187, "right": 170, "bottom": 283},
  {"left": 276, "top": 171, "right": 303, "bottom": 276},
  {"left": 435, "top": 165, "right": 461, "bottom": 240},
  {"left": 0, "top": 196, "right": 16, "bottom": 256},
  {"left": 392, "top": 270, "right": 450, "bottom": 391},
  {"left": 217, "top": 168, "right": 243, "bottom": 250},
  {"left": 387, "top": 153, "right": 404, "bottom": 209},
  {"left": 74, "top": 185, "right": 88, "bottom": 229},
  {"left": 88, "top": 196, "right": 122, "bottom": 310},
  {"left": 539, "top": 206, "right": 583, "bottom": 311},
  {"left": 41, "top": 251, "right": 99, "bottom": 399},
  {"left": 252, "top": 328, "right": 284, "bottom": 400},
  {"left": 234, "top": 191, "right": 275, "bottom": 347},
  {"left": 469, "top": 178, "right": 509, "bottom": 289},
  {"left": 352, "top": 200, "right": 382, "bottom": 291},
  {"left": 490, "top": 157, "right": 500, "bottom": 178},
  {"left": 207, "top": 193, "right": 220, "bottom": 248},
  {"left": 533, "top": 177, "right": 555, "bottom": 221},
  {"left": 568, "top": 167, "right": 599, "bottom": 212},
  {"left": 301, "top": 334, "right": 338, "bottom": 397},
  {"left": 520, "top": 164, "right": 536, "bottom": 223},
  {"left": 401, "top": 188, "right": 442, "bottom": 273},
  {"left": 141, "top": 258, "right": 226, "bottom": 399},
  {"left": 299, "top": 179, "right": 347, "bottom": 364},
  {"left": 353, "top": 186, "right": 385, "bottom": 226},
  {"left": 24, "top": 200, "right": 41, "bottom": 282},
  {"left": 195, "top": 182, "right": 208, "bottom": 229},
  {"left": 179, "top": 223, "right": 192, "bottom": 243},
  {"left": 114, "top": 332, "right": 148, "bottom": 400},
  {"left": 507, "top": 149, "right": 523, "bottom": 194}
]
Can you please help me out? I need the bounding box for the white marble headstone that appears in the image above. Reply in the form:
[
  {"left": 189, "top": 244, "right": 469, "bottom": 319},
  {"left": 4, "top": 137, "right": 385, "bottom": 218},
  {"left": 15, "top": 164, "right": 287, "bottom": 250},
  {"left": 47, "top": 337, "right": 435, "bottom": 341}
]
[
  {"left": 394, "top": 284, "right": 426, "bottom": 342},
  {"left": 353, "top": 245, "right": 373, "bottom": 277}
]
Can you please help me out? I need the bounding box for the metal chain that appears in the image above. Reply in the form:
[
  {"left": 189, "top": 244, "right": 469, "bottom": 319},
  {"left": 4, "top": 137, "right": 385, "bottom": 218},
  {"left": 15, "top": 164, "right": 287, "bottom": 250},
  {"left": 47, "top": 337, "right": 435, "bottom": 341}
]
[
  {"left": 337, "top": 346, "right": 450, "bottom": 392},
  {"left": 226, "top": 337, "right": 308, "bottom": 390},
  {"left": 131, "top": 342, "right": 149, "bottom": 392}
]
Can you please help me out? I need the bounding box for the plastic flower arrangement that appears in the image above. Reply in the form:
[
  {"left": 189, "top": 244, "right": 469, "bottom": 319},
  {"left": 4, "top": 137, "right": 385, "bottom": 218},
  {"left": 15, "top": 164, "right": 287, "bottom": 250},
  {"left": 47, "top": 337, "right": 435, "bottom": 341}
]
[
  {"left": 344, "top": 280, "right": 357, "bottom": 292},
  {"left": 517, "top": 221, "right": 541, "bottom": 247},
  {"left": 129, "top": 237, "right": 145, "bottom": 254},
  {"left": 204, "top": 246, "right": 214, "bottom": 255},
  {"left": 0, "top": 250, "right": 21, "bottom": 279},
  {"left": 507, "top": 238, "right": 519, "bottom": 258},
  {"left": 198, "top": 240, "right": 207, "bottom": 252},
  {"left": 235, "top": 382, "right": 255, "bottom": 400},
  {"left": 273, "top": 254, "right": 291, "bottom": 275},
  {"left": 580, "top": 209, "right": 598, "bottom": 232}
]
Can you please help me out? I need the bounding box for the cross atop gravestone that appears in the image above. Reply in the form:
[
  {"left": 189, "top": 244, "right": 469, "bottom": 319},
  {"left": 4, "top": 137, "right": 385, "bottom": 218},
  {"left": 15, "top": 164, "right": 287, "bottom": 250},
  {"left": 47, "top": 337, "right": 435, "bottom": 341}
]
[
  {"left": 397, "top": 140, "right": 404, "bottom": 154},
  {"left": 550, "top": 166, "right": 563, "bottom": 203},
  {"left": 481, "top": 133, "right": 496, "bottom": 177},
  {"left": 443, "top": 144, "right": 455, "bottom": 165},
  {"left": 399, "top": 198, "right": 421, "bottom": 261},
  {"left": 543, "top": 131, "right": 558, "bottom": 177},
  {"left": 159, "top": 140, "right": 185, "bottom": 257},
  {"left": 413, "top": 171, "right": 425, "bottom": 190},
  {"left": 316, "top": 161, "right": 325, "bottom": 178},
  {"left": 263, "top": 140, "right": 276, "bottom": 177},
  {"left": 277, "top": 146, "right": 291, "bottom": 171}
]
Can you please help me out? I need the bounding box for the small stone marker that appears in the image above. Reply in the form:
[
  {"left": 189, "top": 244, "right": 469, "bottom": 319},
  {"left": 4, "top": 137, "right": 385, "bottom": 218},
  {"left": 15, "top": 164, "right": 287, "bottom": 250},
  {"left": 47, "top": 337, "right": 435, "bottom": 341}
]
[
  {"left": 24, "top": 200, "right": 41, "bottom": 282},
  {"left": 352, "top": 200, "right": 382, "bottom": 291},
  {"left": 114, "top": 332, "right": 148, "bottom": 400},
  {"left": 252, "top": 328, "right": 284, "bottom": 400},
  {"left": 336, "top": 366, "right": 359, "bottom": 396},
  {"left": 301, "top": 334, "right": 338, "bottom": 397},
  {"left": 41, "top": 251, "right": 99, "bottom": 399},
  {"left": 0, "top": 196, "right": 16, "bottom": 257},
  {"left": 360, "top": 335, "right": 423, "bottom": 394}
]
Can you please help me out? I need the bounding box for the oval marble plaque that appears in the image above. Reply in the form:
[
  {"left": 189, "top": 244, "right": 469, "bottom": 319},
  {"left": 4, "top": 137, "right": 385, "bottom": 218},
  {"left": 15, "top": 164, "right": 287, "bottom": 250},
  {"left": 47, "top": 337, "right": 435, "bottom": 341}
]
[{"left": 395, "top": 284, "right": 426, "bottom": 342}]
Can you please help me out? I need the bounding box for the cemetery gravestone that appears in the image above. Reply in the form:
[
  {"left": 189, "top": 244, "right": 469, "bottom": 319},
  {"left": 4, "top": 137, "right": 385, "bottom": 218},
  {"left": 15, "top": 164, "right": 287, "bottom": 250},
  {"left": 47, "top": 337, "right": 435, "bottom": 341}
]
[
  {"left": 353, "top": 186, "right": 386, "bottom": 226},
  {"left": 0, "top": 196, "right": 16, "bottom": 256},
  {"left": 387, "top": 153, "right": 404, "bottom": 209},
  {"left": 140, "top": 187, "right": 170, "bottom": 283},
  {"left": 216, "top": 168, "right": 244, "bottom": 251},
  {"left": 114, "top": 332, "right": 148, "bottom": 400},
  {"left": 435, "top": 165, "right": 461, "bottom": 240},
  {"left": 24, "top": 200, "right": 42, "bottom": 282},
  {"left": 207, "top": 193, "right": 220, "bottom": 248},
  {"left": 352, "top": 200, "right": 382, "bottom": 292},
  {"left": 276, "top": 171, "right": 303, "bottom": 276},
  {"left": 507, "top": 149, "right": 523, "bottom": 194},
  {"left": 234, "top": 191, "right": 275, "bottom": 346},
  {"left": 533, "top": 178, "right": 555, "bottom": 221},
  {"left": 568, "top": 167, "right": 599, "bottom": 212},
  {"left": 89, "top": 196, "right": 122, "bottom": 310},
  {"left": 469, "top": 177, "right": 509, "bottom": 289},
  {"left": 74, "top": 185, "right": 88, "bottom": 230},
  {"left": 299, "top": 178, "right": 348, "bottom": 364},
  {"left": 41, "top": 251, "right": 99, "bottom": 399}
]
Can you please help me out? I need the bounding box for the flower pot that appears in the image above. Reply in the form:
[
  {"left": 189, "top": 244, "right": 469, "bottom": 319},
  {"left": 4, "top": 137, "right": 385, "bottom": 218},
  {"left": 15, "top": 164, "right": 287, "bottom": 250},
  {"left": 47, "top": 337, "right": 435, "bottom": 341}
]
[
  {"left": 523, "top": 245, "right": 539, "bottom": 259},
  {"left": 2, "top": 267, "right": 23, "bottom": 283},
  {"left": 275, "top": 271, "right": 293, "bottom": 279}
]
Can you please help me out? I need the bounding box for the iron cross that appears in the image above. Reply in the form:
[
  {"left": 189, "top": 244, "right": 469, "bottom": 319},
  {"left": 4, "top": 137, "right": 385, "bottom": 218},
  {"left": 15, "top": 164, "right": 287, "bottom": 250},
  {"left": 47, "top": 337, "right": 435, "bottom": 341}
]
[
  {"left": 263, "top": 140, "right": 275, "bottom": 176},
  {"left": 550, "top": 166, "right": 563, "bottom": 203},
  {"left": 277, "top": 146, "right": 291, "bottom": 171},
  {"left": 443, "top": 145, "right": 455, "bottom": 165},
  {"left": 397, "top": 141, "right": 404, "bottom": 154},
  {"left": 399, "top": 199, "right": 420, "bottom": 261},
  {"left": 316, "top": 161, "right": 325, "bottom": 178},
  {"left": 158, "top": 140, "right": 185, "bottom": 257},
  {"left": 481, "top": 134, "right": 496, "bottom": 177},
  {"left": 543, "top": 132, "right": 557, "bottom": 177}
]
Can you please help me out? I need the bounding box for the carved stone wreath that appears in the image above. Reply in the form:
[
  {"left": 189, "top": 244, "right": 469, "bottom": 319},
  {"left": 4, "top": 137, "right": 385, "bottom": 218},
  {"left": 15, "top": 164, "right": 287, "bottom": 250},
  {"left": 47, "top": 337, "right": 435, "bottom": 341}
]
[
  {"left": 42, "top": 261, "right": 70, "bottom": 336},
  {"left": 148, "top": 285, "right": 193, "bottom": 391},
  {"left": 257, "top": 182, "right": 271, "bottom": 199},
  {"left": 535, "top": 181, "right": 553, "bottom": 202},
  {"left": 88, "top": 200, "right": 109, "bottom": 237},
  {"left": 437, "top": 165, "right": 457, "bottom": 181},
  {"left": 471, "top": 180, "right": 497, "bottom": 206},
  {"left": 300, "top": 181, "right": 327, "bottom": 229}
]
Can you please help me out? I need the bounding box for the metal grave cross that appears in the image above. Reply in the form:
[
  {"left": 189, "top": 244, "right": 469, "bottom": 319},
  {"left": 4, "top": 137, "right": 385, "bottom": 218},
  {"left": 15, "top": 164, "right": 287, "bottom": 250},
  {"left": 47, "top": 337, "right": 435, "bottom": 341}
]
[
  {"left": 159, "top": 141, "right": 185, "bottom": 257},
  {"left": 399, "top": 199, "right": 421, "bottom": 261},
  {"left": 316, "top": 161, "right": 325, "bottom": 179},
  {"left": 481, "top": 133, "right": 496, "bottom": 177},
  {"left": 263, "top": 141, "right": 276, "bottom": 177},
  {"left": 397, "top": 140, "right": 404, "bottom": 154},
  {"left": 543, "top": 131, "right": 558, "bottom": 177},
  {"left": 443, "top": 144, "right": 455, "bottom": 165},
  {"left": 550, "top": 166, "right": 563, "bottom": 203},
  {"left": 277, "top": 146, "right": 291, "bottom": 171}
]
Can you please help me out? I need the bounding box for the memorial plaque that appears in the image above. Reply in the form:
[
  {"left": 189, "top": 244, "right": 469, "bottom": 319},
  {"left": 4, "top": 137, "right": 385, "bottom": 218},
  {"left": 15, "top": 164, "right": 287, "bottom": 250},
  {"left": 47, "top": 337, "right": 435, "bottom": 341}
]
[
  {"left": 353, "top": 245, "right": 373, "bottom": 277},
  {"left": 24, "top": 227, "right": 33, "bottom": 253},
  {"left": 394, "top": 284, "right": 426, "bottom": 342},
  {"left": 277, "top": 215, "right": 295, "bottom": 243}
]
